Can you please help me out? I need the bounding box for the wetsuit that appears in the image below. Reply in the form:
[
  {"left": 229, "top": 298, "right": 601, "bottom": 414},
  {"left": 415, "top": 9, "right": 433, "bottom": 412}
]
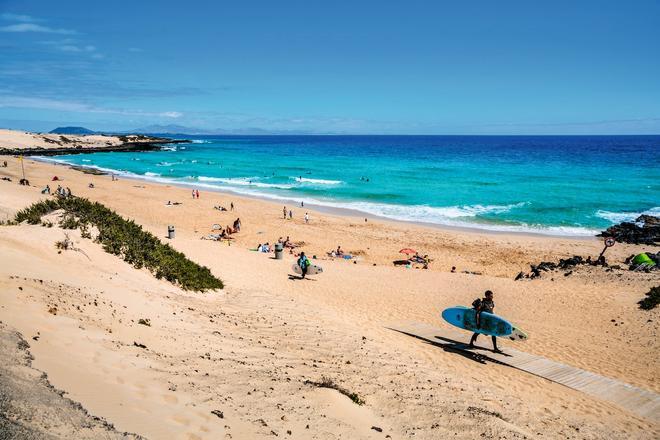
[{"left": 469, "top": 298, "right": 499, "bottom": 351}]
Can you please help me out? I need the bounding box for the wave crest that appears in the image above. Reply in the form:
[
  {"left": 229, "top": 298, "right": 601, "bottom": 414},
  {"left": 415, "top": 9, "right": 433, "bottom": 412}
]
[
  {"left": 596, "top": 207, "right": 660, "bottom": 224},
  {"left": 292, "top": 177, "right": 343, "bottom": 185}
]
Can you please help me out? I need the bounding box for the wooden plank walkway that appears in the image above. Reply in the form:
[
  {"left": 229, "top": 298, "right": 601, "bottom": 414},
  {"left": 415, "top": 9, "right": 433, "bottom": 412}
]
[{"left": 389, "top": 321, "right": 660, "bottom": 423}]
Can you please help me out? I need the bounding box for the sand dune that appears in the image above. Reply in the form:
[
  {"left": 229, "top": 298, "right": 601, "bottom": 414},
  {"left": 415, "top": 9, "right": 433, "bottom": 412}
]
[{"left": 0, "top": 156, "right": 658, "bottom": 439}]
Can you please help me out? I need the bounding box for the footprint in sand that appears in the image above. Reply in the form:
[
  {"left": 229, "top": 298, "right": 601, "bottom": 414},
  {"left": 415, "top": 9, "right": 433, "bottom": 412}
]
[
  {"left": 171, "top": 415, "right": 191, "bottom": 426},
  {"left": 163, "top": 393, "right": 179, "bottom": 404}
]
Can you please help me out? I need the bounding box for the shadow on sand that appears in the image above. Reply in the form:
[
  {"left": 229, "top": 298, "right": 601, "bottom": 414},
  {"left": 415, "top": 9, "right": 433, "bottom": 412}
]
[{"left": 387, "top": 328, "right": 511, "bottom": 366}]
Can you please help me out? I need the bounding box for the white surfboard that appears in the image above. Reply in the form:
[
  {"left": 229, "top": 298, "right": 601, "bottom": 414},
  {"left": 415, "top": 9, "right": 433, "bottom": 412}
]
[{"left": 292, "top": 263, "right": 323, "bottom": 275}]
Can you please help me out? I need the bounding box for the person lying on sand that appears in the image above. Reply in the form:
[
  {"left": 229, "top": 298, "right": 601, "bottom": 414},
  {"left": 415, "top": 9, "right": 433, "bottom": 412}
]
[
  {"left": 469, "top": 290, "right": 501, "bottom": 353},
  {"left": 214, "top": 205, "right": 228, "bottom": 211}
]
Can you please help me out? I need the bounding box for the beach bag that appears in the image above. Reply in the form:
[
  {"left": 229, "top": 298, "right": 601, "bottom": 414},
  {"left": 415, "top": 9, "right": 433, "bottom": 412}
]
[{"left": 471, "top": 298, "right": 482, "bottom": 310}]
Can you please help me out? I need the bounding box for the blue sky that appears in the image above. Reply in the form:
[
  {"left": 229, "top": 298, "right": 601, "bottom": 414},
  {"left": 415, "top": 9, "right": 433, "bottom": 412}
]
[{"left": 0, "top": 1, "right": 659, "bottom": 134}]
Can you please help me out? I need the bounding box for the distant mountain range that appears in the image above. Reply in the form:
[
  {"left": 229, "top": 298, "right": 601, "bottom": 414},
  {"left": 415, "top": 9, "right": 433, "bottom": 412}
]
[
  {"left": 127, "top": 124, "right": 321, "bottom": 135},
  {"left": 48, "top": 124, "right": 323, "bottom": 136}
]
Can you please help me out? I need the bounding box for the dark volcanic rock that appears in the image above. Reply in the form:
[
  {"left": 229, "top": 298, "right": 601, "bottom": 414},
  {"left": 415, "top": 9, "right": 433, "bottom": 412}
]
[
  {"left": 598, "top": 215, "right": 660, "bottom": 245},
  {"left": 516, "top": 255, "right": 608, "bottom": 280}
]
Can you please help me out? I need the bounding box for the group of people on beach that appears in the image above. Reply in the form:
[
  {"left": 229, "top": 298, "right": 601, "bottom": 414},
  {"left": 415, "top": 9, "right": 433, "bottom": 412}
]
[
  {"left": 192, "top": 189, "right": 200, "bottom": 199},
  {"left": 41, "top": 184, "right": 72, "bottom": 198},
  {"left": 257, "top": 236, "right": 299, "bottom": 254},
  {"left": 282, "top": 206, "right": 310, "bottom": 223}
]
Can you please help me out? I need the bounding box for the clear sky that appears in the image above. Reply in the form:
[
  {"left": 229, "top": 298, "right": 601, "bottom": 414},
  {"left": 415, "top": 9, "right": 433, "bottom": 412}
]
[{"left": 1, "top": 1, "right": 659, "bottom": 134}]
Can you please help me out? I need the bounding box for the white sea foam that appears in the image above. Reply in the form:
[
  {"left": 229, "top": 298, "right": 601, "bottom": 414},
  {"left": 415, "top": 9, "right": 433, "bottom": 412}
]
[
  {"left": 292, "top": 177, "right": 344, "bottom": 185},
  {"left": 197, "top": 176, "right": 294, "bottom": 189},
  {"left": 144, "top": 172, "right": 160, "bottom": 177},
  {"left": 596, "top": 207, "right": 660, "bottom": 224},
  {"left": 30, "top": 157, "right": 598, "bottom": 237},
  {"left": 81, "top": 159, "right": 91, "bottom": 162},
  {"left": 190, "top": 139, "right": 209, "bottom": 144}
]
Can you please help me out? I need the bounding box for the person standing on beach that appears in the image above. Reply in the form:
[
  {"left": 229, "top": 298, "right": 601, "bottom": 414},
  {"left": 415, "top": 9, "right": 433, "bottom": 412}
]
[
  {"left": 283, "top": 206, "right": 287, "bottom": 219},
  {"left": 192, "top": 189, "right": 196, "bottom": 199},
  {"left": 468, "top": 290, "right": 501, "bottom": 353},
  {"left": 230, "top": 202, "right": 234, "bottom": 211},
  {"left": 304, "top": 212, "right": 309, "bottom": 224},
  {"left": 297, "top": 252, "right": 310, "bottom": 279},
  {"left": 289, "top": 209, "right": 293, "bottom": 219},
  {"left": 196, "top": 189, "right": 200, "bottom": 199}
]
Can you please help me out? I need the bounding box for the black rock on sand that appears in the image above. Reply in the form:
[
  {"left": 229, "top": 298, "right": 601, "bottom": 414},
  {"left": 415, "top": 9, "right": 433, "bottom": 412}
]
[{"left": 598, "top": 215, "right": 660, "bottom": 245}]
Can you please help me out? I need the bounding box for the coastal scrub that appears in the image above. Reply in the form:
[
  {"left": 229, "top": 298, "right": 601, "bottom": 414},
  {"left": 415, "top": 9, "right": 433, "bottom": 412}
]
[
  {"left": 638, "top": 286, "right": 660, "bottom": 310},
  {"left": 14, "top": 197, "right": 223, "bottom": 291}
]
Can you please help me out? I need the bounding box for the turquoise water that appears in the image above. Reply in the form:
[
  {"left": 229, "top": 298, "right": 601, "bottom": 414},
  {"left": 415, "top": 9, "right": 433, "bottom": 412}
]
[{"left": 44, "top": 135, "right": 660, "bottom": 236}]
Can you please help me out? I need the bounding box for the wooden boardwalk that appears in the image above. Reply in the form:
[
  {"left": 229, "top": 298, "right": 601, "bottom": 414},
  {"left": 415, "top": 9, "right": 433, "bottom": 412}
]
[{"left": 389, "top": 321, "right": 660, "bottom": 423}]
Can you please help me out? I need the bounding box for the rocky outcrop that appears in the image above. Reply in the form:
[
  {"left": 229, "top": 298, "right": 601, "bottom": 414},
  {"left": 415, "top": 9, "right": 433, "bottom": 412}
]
[
  {"left": 0, "top": 137, "right": 190, "bottom": 156},
  {"left": 598, "top": 215, "right": 660, "bottom": 245}
]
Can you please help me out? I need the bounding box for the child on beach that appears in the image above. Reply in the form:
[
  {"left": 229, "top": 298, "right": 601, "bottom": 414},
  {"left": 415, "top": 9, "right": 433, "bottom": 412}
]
[{"left": 304, "top": 213, "right": 309, "bottom": 223}]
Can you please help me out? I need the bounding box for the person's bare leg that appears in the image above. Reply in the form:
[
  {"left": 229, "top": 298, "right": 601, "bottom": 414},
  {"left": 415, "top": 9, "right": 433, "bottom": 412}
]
[{"left": 492, "top": 336, "right": 501, "bottom": 353}]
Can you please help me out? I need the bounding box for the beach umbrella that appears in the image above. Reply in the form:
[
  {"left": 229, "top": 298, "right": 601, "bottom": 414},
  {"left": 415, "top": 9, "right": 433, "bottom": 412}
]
[{"left": 399, "top": 248, "right": 417, "bottom": 255}]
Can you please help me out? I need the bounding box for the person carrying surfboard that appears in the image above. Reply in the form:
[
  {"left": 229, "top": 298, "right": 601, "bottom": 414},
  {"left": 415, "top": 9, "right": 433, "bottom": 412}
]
[
  {"left": 297, "top": 252, "right": 310, "bottom": 279},
  {"left": 469, "top": 290, "right": 501, "bottom": 353}
]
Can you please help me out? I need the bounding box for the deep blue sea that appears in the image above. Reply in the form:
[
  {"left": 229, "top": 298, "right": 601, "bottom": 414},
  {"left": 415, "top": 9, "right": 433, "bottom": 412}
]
[{"left": 44, "top": 135, "right": 660, "bottom": 236}]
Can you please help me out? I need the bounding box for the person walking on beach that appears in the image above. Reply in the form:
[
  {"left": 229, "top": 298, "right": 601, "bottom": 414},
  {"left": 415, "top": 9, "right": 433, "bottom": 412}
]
[
  {"left": 196, "top": 189, "right": 200, "bottom": 199},
  {"left": 304, "top": 212, "right": 309, "bottom": 224},
  {"left": 283, "top": 206, "right": 287, "bottom": 219},
  {"left": 192, "top": 189, "right": 196, "bottom": 199},
  {"left": 289, "top": 209, "right": 293, "bottom": 219},
  {"left": 230, "top": 202, "right": 234, "bottom": 211},
  {"left": 468, "top": 290, "right": 501, "bottom": 353},
  {"left": 297, "top": 252, "right": 310, "bottom": 279}
]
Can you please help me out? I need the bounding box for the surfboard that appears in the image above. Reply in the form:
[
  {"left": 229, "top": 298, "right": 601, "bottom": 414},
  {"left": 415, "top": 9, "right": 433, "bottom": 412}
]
[
  {"left": 292, "top": 263, "right": 323, "bottom": 275},
  {"left": 441, "top": 306, "right": 528, "bottom": 341}
]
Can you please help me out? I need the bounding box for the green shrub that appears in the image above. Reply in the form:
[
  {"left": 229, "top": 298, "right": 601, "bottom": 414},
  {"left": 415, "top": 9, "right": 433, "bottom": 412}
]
[
  {"left": 14, "top": 199, "right": 59, "bottom": 224},
  {"left": 14, "top": 197, "right": 223, "bottom": 291},
  {"left": 639, "top": 286, "right": 660, "bottom": 310},
  {"left": 305, "top": 377, "right": 365, "bottom": 405}
]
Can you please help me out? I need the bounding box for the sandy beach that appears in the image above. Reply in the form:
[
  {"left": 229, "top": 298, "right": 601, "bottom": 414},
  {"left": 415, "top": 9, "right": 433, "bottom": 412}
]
[
  {"left": 0, "top": 129, "right": 178, "bottom": 156},
  {"left": 1, "top": 156, "right": 658, "bottom": 439}
]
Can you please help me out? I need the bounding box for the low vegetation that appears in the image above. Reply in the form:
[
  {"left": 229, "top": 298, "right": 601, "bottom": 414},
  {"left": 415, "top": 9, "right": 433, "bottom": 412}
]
[
  {"left": 305, "top": 376, "right": 365, "bottom": 405},
  {"left": 14, "top": 197, "right": 223, "bottom": 291},
  {"left": 638, "top": 286, "right": 660, "bottom": 310}
]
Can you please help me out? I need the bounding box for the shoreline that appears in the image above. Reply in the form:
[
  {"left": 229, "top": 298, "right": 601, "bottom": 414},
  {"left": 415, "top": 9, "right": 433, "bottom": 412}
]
[
  {"left": 1, "top": 153, "right": 658, "bottom": 438},
  {"left": 32, "top": 155, "right": 601, "bottom": 240}
]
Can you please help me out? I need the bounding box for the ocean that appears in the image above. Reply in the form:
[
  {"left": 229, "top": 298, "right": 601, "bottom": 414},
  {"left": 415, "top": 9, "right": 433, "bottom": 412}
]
[{"left": 42, "top": 135, "right": 660, "bottom": 236}]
